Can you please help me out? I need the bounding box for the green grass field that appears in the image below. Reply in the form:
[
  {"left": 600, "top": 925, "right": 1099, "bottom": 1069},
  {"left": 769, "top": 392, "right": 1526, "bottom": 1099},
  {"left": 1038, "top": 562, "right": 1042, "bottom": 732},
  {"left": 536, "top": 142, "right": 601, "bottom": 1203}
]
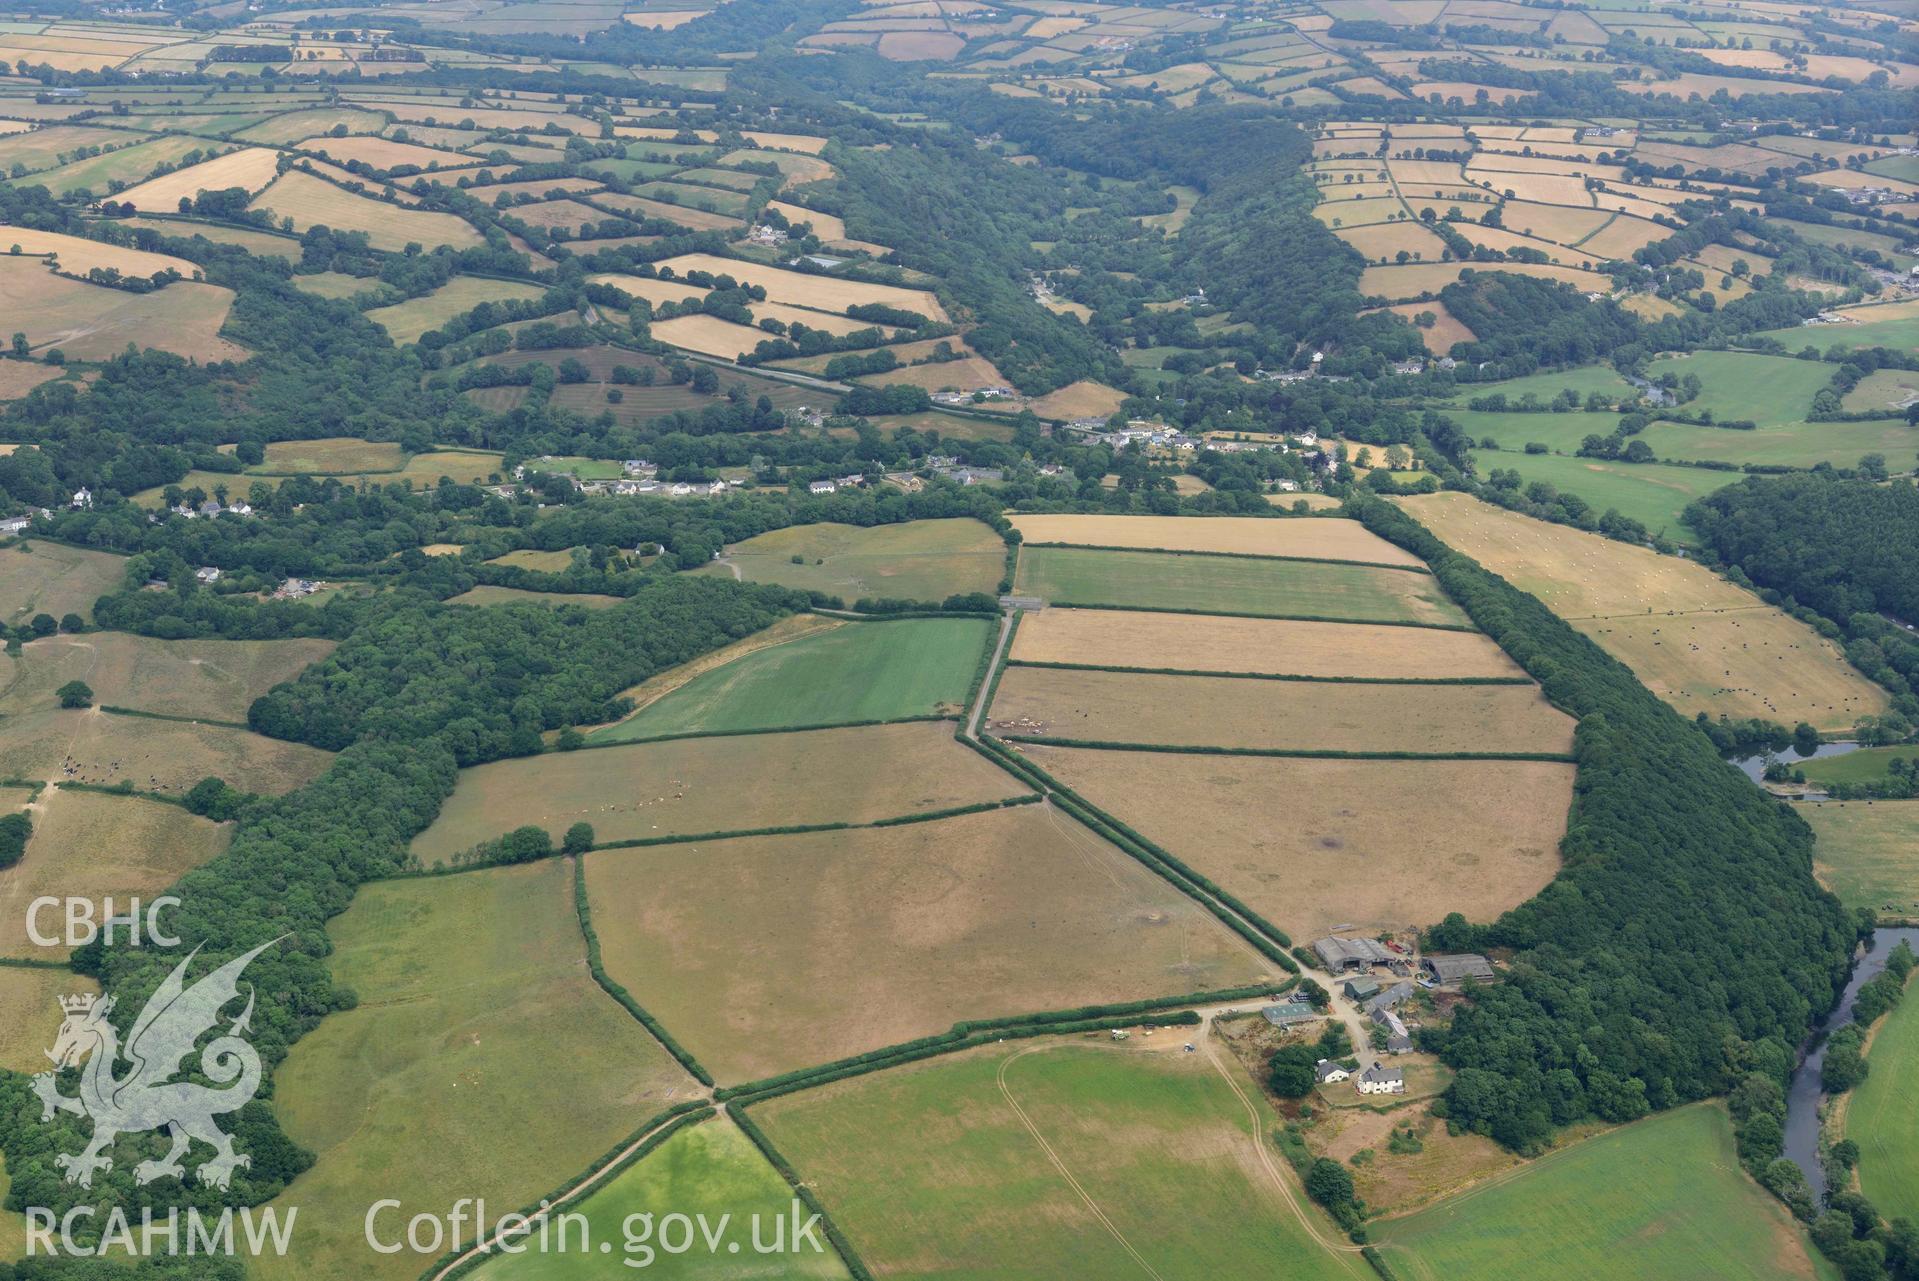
[
  {"left": 469, "top": 1118, "right": 848, "bottom": 1280},
  {"left": 1803, "top": 801, "right": 1919, "bottom": 920},
  {"left": 1439, "top": 364, "right": 1638, "bottom": 406},
  {"left": 1375, "top": 1104, "right": 1834, "bottom": 1281},
  {"left": 1013, "top": 546, "right": 1469, "bottom": 625},
  {"left": 263, "top": 859, "right": 693, "bottom": 1281},
  {"left": 694, "top": 518, "right": 1006, "bottom": 603},
  {"left": 759, "top": 1042, "right": 1370, "bottom": 1281},
  {"left": 1463, "top": 406, "right": 1914, "bottom": 472},
  {"left": 1749, "top": 310, "right": 1919, "bottom": 355},
  {"left": 588, "top": 616, "right": 992, "bottom": 741},
  {"left": 1851, "top": 976, "right": 1919, "bottom": 1222},
  {"left": 1643, "top": 350, "right": 1833, "bottom": 425},
  {"left": 1477, "top": 450, "right": 1731, "bottom": 541},
  {"left": 1801, "top": 746, "right": 1916, "bottom": 789}
]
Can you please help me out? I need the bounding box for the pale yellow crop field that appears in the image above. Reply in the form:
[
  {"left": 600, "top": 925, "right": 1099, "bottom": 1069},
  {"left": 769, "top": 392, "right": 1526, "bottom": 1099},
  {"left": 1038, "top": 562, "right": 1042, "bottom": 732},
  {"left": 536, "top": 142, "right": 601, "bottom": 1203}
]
[
  {"left": 1009, "top": 513, "right": 1424, "bottom": 564},
  {"left": 112, "top": 147, "right": 284, "bottom": 212},
  {"left": 1397, "top": 493, "right": 1889, "bottom": 731}
]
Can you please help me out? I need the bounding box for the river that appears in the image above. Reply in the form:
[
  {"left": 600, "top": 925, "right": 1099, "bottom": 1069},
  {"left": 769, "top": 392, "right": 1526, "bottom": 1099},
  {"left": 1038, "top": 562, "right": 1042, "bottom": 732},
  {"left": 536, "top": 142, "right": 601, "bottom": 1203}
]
[{"left": 1783, "top": 926, "right": 1919, "bottom": 1198}]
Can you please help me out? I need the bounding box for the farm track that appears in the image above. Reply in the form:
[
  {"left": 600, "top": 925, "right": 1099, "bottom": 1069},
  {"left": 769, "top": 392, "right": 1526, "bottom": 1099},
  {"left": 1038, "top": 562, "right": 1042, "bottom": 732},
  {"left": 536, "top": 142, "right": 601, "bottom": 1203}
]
[{"left": 996, "top": 1044, "right": 1168, "bottom": 1281}]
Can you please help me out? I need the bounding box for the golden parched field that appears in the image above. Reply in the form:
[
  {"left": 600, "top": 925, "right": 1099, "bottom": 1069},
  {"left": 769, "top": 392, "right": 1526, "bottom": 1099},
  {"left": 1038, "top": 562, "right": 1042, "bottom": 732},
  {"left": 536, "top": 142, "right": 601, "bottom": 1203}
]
[
  {"left": 0, "top": 790, "right": 232, "bottom": 959},
  {"left": 988, "top": 666, "right": 1575, "bottom": 754},
  {"left": 0, "top": 258, "right": 246, "bottom": 363},
  {"left": 248, "top": 169, "right": 484, "bottom": 252},
  {"left": 0, "top": 967, "right": 98, "bottom": 1073},
  {"left": 1011, "top": 608, "right": 1525, "bottom": 679},
  {"left": 650, "top": 311, "right": 772, "bottom": 358},
  {"left": 1008, "top": 513, "right": 1423, "bottom": 564},
  {"left": 1397, "top": 492, "right": 1889, "bottom": 732},
  {"left": 1359, "top": 260, "right": 1613, "bottom": 301},
  {"left": 0, "top": 705, "right": 334, "bottom": 798},
  {"left": 1024, "top": 744, "right": 1574, "bottom": 941},
  {"left": 655, "top": 251, "right": 948, "bottom": 320},
  {"left": 0, "top": 633, "right": 333, "bottom": 722},
  {"left": 583, "top": 802, "right": 1275, "bottom": 1081},
  {"left": 0, "top": 224, "right": 197, "bottom": 278},
  {"left": 411, "top": 721, "right": 1024, "bottom": 861},
  {"left": 112, "top": 147, "right": 284, "bottom": 213}
]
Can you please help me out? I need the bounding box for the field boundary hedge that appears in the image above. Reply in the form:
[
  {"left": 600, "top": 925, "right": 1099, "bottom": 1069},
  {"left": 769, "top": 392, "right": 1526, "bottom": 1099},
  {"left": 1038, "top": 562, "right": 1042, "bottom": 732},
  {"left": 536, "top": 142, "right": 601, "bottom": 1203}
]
[
  {"left": 719, "top": 984, "right": 1288, "bottom": 1104},
  {"left": 419, "top": 1100, "right": 714, "bottom": 1281},
  {"left": 994, "top": 736, "right": 1577, "bottom": 764},
  {"left": 576, "top": 713, "right": 956, "bottom": 750},
  {"left": 1018, "top": 541, "right": 1432, "bottom": 574},
  {"left": 1041, "top": 601, "right": 1476, "bottom": 631},
  {"left": 571, "top": 855, "right": 716, "bottom": 1087},
  {"left": 1003, "top": 659, "right": 1534, "bottom": 686},
  {"left": 965, "top": 736, "right": 1301, "bottom": 971},
  {"left": 727, "top": 1109, "right": 875, "bottom": 1281},
  {"left": 0, "top": 955, "right": 74, "bottom": 971},
  {"left": 100, "top": 705, "right": 252, "bottom": 731},
  {"left": 54, "top": 780, "right": 193, "bottom": 809}
]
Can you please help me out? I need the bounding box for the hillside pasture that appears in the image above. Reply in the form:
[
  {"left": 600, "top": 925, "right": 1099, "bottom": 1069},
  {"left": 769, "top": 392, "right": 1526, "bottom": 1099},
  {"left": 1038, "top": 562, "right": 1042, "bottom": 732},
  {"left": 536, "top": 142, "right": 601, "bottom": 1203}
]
[
  {"left": 1642, "top": 350, "right": 1833, "bottom": 425},
  {"left": 651, "top": 312, "right": 774, "bottom": 359},
  {"left": 1333, "top": 220, "right": 1448, "bottom": 262},
  {"left": 758, "top": 1042, "right": 1372, "bottom": 1281},
  {"left": 1008, "top": 513, "right": 1423, "bottom": 565},
  {"left": 253, "top": 437, "right": 406, "bottom": 474},
  {"left": 1027, "top": 379, "right": 1127, "bottom": 420},
  {"left": 248, "top": 169, "right": 484, "bottom": 251},
  {"left": 1475, "top": 450, "right": 1729, "bottom": 543},
  {"left": 263, "top": 859, "right": 695, "bottom": 1281},
  {"left": 1803, "top": 801, "right": 1919, "bottom": 922},
  {"left": 1359, "top": 260, "right": 1613, "bottom": 300},
  {"left": 590, "top": 615, "right": 991, "bottom": 741},
  {"left": 0, "top": 790, "right": 231, "bottom": 959},
  {"left": 0, "top": 632, "right": 331, "bottom": 721},
  {"left": 0, "top": 542, "right": 125, "bottom": 628},
  {"left": 1024, "top": 743, "right": 1571, "bottom": 941},
  {"left": 1013, "top": 546, "right": 1467, "bottom": 625},
  {"left": 989, "top": 666, "right": 1574, "bottom": 754},
  {"left": 444, "top": 585, "right": 622, "bottom": 609},
  {"left": 0, "top": 706, "right": 333, "bottom": 797},
  {"left": 653, "top": 252, "right": 947, "bottom": 321},
  {"left": 1396, "top": 492, "right": 1888, "bottom": 731},
  {"left": 112, "top": 216, "right": 300, "bottom": 259},
  {"left": 26, "top": 134, "right": 220, "bottom": 197},
  {"left": 583, "top": 803, "right": 1274, "bottom": 1081},
  {"left": 412, "top": 720, "right": 1024, "bottom": 861},
  {"left": 1851, "top": 976, "right": 1919, "bottom": 1224},
  {"left": 0, "top": 258, "right": 244, "bottom": 362},
  {"left": 362, "top": 275, "right": 549, "bottom": 344},
  {"left": 1366, "top": 300, "right": 1475, "bottom": 353},
  {"left": 1011, "top": 607, "right": 1525, "bottom": 679},
  {"left": 110, "top": 147, "right": 282, "bottom": 212},
  {"left": 699, "top": 517, "right": 1005, "bottom": 602},
  {"left": 292, "top": 134, "right": 476, "bottom": 171},
  {"left": 1376, "top": 1104, "right": 1831, "bottom": 1281},
  {"left": 0, "top": 224, "right": 196, "bottom": 278}
]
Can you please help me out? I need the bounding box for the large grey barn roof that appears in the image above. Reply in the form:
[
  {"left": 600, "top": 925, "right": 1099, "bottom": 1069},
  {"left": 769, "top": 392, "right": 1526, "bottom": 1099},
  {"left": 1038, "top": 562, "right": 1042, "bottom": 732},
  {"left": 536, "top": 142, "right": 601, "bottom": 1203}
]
[{"left": 1314, "top": 936, "right": 1392, "bottom": 967}]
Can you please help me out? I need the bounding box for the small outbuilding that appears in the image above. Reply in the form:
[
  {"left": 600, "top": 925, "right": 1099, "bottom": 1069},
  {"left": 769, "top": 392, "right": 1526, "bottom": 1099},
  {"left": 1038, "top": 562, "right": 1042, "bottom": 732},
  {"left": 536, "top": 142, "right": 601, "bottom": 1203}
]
[{"left": 1422, "top": 954, "right": 1497, "bottom": 985}]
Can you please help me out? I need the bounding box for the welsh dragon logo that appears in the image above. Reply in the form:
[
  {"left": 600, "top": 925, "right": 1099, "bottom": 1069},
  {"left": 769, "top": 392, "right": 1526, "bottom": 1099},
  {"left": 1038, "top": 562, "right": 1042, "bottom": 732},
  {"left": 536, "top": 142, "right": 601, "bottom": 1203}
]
[{"left": 32, "top": 938, "right": 281, "bottom": 1191}]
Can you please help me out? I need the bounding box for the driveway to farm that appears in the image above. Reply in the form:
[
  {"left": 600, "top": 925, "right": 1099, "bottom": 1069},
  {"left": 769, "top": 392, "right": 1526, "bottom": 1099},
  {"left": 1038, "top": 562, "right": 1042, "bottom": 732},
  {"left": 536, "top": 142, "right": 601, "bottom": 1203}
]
[{"left": 964, "top": 611, "right": 1015, "bottom": 740}]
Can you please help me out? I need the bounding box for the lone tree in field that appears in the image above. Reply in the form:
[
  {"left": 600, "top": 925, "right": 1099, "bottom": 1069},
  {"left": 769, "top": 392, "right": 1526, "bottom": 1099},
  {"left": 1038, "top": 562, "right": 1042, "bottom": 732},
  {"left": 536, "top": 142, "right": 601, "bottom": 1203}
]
[
  {"left": 56, "top": 680, "right": 92, "bottom": 709},
  {"left": 562, "top": 822, "right": 595, "bottom": 855}
]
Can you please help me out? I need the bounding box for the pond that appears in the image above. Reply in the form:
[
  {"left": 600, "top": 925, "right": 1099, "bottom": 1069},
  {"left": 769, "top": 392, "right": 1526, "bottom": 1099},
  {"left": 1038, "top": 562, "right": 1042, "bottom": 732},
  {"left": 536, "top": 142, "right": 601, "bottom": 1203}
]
[{"left": 1729, "top": 740, "right": 1863, "bottom": 789}]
